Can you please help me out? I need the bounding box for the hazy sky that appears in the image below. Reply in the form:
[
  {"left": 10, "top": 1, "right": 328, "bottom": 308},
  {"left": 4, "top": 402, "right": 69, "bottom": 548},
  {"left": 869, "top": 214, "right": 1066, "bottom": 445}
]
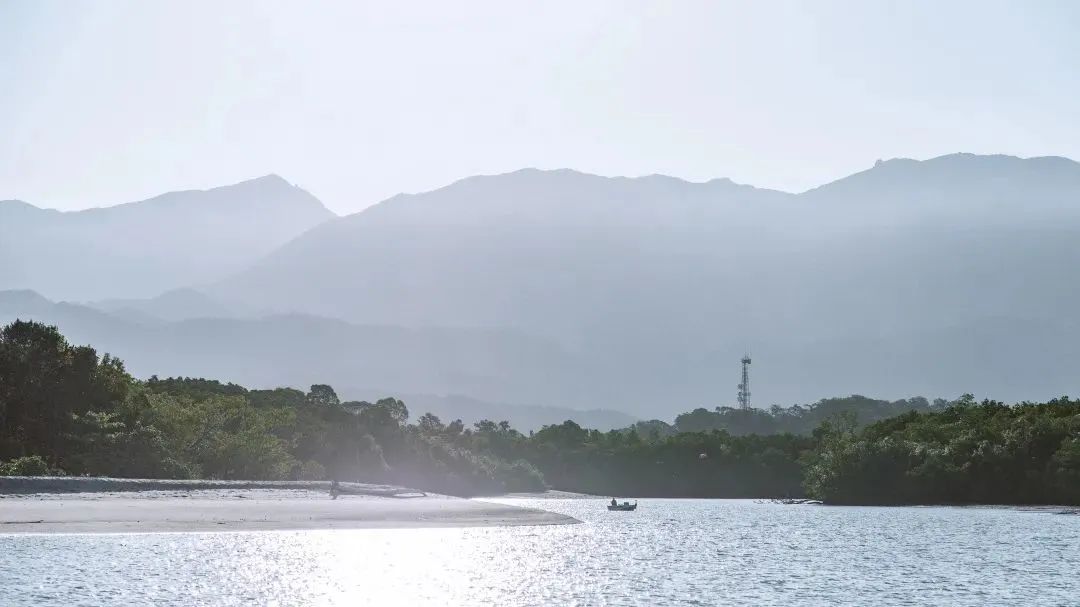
[{"left": 2, "top": 0, "right": 1078, "bottom": 214}]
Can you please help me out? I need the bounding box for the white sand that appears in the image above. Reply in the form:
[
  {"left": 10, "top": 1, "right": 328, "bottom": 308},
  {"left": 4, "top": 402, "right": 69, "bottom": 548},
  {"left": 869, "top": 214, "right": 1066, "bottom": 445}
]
[{"left": 0, "top": 479, "right": 579, "bottom": 533}]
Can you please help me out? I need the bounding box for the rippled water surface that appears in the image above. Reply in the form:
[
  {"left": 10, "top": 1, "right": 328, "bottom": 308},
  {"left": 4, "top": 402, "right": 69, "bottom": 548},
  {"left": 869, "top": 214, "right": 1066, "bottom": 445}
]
[{"left": 3, "top": 498, "right": 1079, "bottom": 606}]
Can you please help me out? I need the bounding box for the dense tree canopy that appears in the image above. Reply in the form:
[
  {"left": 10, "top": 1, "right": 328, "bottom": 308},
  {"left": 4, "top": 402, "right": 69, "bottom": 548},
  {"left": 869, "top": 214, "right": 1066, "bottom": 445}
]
[
  {"left": 803, "top": 395, "right": 1080, "bottom": 505},
  {"left": 0, "top": 321, "right": 130, "bottom": 463},
  {"left": 0, "top": 321, "right": 541, "bottom": 494},
  {"left": 2, "top": 321, "right": 1077, "bottom": 505}
]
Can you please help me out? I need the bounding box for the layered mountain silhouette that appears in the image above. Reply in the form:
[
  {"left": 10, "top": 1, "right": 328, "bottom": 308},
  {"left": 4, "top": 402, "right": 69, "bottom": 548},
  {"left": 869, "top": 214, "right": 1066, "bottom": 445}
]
[
  {"left": 0, "top": 175, "right": 333, "bottom": 301},
  {"left": 0, "top": 290, "right": 635, "bottom": 431},
  {"left": 4, "top": 154, "right": 1079, "bottom": 419},
  {"left": 89, "top": 288, "right": 243, "bottom": 322},
  {"left": 210, "top": 154, "right": 1080, "bottom": 413}
]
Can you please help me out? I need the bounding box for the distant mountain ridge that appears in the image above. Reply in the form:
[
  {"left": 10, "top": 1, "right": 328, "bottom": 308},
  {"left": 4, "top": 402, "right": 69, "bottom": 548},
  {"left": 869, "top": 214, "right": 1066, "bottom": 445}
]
[
  {"left": 7, "top": 153, "right": 1080, "bottom": 418},
  {"left": 211, "top": 153, "right": 1080, "bottom": 414},
  {"left": 0, "top": 290, "right": 635, "bottom": 431},
  {"left": 89, "top": 288, "right": 242, "bottom": 322},
  {"left": 0, "top": 175, "right": 334, "bottom": 301},
  {"left": 352, "top": 168, "right": 794, "bottom": 228}
]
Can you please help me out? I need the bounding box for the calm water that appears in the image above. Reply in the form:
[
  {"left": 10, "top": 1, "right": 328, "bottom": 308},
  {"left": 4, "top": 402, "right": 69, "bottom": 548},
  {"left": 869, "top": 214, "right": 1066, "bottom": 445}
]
[{"left": 3, "top": 498, "right": 1079, "bottom": 606}]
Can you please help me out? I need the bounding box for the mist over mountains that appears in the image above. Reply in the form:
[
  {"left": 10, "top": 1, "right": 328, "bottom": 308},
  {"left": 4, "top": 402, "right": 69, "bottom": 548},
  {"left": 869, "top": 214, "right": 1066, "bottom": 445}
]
[
  {"left": 3, "top": 153, "right": 1079, "bottom": 421},
  {"left": 0, "top": 175, "right": 333, "bottom": 301},
  {"left": 0, "top": 289, "right": 633, "bottom": 431}
]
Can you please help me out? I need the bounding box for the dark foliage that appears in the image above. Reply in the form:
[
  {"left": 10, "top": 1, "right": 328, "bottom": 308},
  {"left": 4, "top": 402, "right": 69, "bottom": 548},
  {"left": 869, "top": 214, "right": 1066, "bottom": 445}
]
[
  {"left": 674, "top": 396, "right": 945, "bottom": 436},
  {"left": 803, "top": 395, "right": 1080, "bottom": 505},
  {"left": 0, "top": 321, "right": 543, "bottom": 495},
  {"left": 4, "top": 322, "right": 1077, "bottom": 504}
]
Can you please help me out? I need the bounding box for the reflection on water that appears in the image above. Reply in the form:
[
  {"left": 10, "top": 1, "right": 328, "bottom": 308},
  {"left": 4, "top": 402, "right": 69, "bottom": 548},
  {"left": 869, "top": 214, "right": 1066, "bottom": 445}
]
[{"left": 3, "top": 498, "right": 1079, "bottom": 606}]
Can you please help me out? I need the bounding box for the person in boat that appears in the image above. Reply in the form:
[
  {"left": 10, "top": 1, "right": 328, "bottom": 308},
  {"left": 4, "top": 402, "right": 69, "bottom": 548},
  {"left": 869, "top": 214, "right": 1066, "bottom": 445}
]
[
  {"left": 330, "top": 479, "right": 340, "bottom": 499},
  {"left": 611, "top": 498, "right": 618, "bottom": 507}
]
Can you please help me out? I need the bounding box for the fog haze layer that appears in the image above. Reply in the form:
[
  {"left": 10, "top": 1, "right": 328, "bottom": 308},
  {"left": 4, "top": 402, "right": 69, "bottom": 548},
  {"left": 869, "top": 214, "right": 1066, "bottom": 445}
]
[
  {"left": 0, "top": 176, "right": 332, "bottom": 300},
  {"left": 3, "top": 154, "right": 1078, "bottom": 419}
]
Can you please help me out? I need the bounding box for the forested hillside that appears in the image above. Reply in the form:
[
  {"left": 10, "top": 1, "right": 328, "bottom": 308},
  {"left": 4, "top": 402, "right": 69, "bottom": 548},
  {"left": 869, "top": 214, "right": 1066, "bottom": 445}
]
[{"left": 3, "top": 321, "right": 1077, "bottom": 505}]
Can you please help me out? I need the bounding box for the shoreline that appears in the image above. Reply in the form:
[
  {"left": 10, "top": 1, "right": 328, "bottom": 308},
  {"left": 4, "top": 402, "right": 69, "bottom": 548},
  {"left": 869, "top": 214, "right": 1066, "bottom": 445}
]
[
  {"left": 0, "top": 476, "right": 419, "bottom": 496},
  {"left": 0, "top": 477, "right": 580, "bottom": 533}
]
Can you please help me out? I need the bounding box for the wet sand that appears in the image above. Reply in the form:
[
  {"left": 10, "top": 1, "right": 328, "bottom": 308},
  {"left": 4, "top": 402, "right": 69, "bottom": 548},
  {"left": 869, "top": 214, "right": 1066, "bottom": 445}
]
[{"left": 0, "top": 478, "right": 579, "bottom": 533}]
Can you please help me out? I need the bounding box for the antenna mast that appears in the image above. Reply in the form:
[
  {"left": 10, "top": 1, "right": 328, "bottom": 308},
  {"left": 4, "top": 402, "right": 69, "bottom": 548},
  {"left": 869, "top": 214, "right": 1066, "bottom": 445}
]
[{"left": 737, "top": 355, "right": 751, "bottom": 410}]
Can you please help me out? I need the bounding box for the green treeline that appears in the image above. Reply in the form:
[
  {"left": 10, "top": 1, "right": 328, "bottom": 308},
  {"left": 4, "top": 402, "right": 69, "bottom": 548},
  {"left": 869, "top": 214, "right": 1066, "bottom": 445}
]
[
  {"left": 804, "top": 396, "right": 1080, "bottom": 505},
  {"left": 0, "top": 321, "right": 543, "bottom": 495},
  {"left": 668, "top": 395, "right": 947, "bottom": 436},
  {"left": 481, "top": 420, "right": 812, "bottom": 498},
  {"left": 2, "top": 321, "right": 1078, "bottom": 505}
]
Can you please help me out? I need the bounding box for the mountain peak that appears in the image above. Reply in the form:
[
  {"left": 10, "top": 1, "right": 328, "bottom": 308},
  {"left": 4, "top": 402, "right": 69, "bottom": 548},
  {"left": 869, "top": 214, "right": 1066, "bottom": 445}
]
[
  {"left": 0, "top": 176, "right": 337, "bottom": 301},
  {"left": 0, "top": 199, "right": 53, "bottom": 215},
  {"left": 0, "top": 289, "right": 52, "bottom": 308},
  {"left": 869, "top": 152, "right": 1080, "bottom": 172},
  {"left": 253, "top": 173, "right": 287, "bottom": 183},
  {"left": 0, "top": 199, "right": 36, "bottom": 208},
  {"left": 228, "top": 173, "right": 293, "bottom": 191},
  {"left": 217, "top": 175, "right": 336, "bottom": 217},
  {"left": 99, "top": 174, "right": 337, "bottom": 221},
  {"left": 808, "top": 152, "right": 1080, "bottom": 198},
  {"left": 210, "top": 173, "right": 305, "bottom": 196}
]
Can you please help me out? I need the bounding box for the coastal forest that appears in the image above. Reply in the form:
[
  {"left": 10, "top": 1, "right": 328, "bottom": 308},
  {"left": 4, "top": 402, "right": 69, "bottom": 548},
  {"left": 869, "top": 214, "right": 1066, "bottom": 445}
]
[{"left": 1, "top": 320, "right": 1078, "bottom": 505}]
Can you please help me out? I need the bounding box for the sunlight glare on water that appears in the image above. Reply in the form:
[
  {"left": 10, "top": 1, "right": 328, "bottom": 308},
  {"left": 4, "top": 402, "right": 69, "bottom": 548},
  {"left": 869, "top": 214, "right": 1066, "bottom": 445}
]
[{"left": 3, "top": 498, "right": 1079, "bottom": 606}]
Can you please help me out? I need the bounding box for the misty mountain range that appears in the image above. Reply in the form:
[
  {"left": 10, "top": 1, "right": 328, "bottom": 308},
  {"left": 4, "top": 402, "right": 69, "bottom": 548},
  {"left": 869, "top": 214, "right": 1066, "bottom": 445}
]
[
  {"left": 0, "top": 289, "right": 635, "bottom": 431},
  {"left": 0, "top": 175, "right": 332, "bottom": 301},
  {"left": 3, "top": 153, "right": 1079, "bottom": 423}
]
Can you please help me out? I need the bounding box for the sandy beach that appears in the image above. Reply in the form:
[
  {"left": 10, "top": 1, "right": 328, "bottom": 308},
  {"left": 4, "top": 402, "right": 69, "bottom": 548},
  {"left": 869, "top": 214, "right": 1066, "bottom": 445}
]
[{"left": 0, "top": 477, "right": 578, "bottom": 533}]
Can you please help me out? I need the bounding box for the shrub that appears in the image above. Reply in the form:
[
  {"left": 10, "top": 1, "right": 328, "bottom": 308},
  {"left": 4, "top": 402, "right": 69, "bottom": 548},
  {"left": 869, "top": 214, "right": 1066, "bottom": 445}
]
[
  {"left": 297, "top": 460, "right": 327, "bottom": 480},
  {"left": 0, "top": 455, "right": 64, "bottom": 476}
]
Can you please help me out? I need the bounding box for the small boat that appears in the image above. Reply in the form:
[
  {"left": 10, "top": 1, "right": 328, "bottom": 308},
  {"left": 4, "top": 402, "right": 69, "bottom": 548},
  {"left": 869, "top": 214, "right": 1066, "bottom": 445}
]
[{"left": 607, "top": 500, "right": 638, "bottom": 511}]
